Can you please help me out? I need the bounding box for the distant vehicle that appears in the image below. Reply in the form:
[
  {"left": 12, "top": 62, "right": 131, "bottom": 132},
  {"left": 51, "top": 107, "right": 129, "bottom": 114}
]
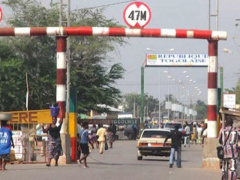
[
  {"left": 164, "top": 122, "right": 183, "bottom": 131},
  {"left": 124, "top": 125, "right": 134, "bottom": 139},
  {"left": 137, "top": 129, "right": 171, "bottom": 160}
]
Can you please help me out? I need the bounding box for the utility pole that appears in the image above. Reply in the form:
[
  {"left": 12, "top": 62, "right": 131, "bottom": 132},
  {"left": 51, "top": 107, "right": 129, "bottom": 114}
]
[
  {"left": 220, "top": 67, "right": 223, "bottom": 107},
  {"left": 59, "top": 0, "right": 71, "bottom": 133},
  {"left": 209, "top": 0, "right": 219, "bottom": 30},
  {"left": 140, "top": 66, "right": 144, "bottom": 128},
  {"left": 133, "top": 97, "right": 136, "bottom": 118},
  {"left": 59, "top": 0, "right": 71, "bottom": 164},
  {"left": 158, "top": 69, "right": 161, "bottom": 127}
]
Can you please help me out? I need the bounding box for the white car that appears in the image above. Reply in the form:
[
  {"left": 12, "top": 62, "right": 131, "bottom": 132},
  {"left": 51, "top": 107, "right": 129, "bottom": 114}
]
[{"left": 137, "top": 129, "right": 171, "bottom": 160}]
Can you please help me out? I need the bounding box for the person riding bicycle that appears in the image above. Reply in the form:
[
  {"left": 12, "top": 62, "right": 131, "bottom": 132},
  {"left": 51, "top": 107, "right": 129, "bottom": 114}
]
[{"left": 219, "top": 115, "right": 239, "bottom": 180}]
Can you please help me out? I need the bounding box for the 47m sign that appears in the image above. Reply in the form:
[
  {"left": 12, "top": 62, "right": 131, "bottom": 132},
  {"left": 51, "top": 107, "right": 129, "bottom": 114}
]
[{"left": 123, "top": 2, "right": 151, "bottom": 28}]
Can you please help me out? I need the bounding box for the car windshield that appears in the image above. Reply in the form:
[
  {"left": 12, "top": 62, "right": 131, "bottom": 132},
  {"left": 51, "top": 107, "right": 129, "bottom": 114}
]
[
  {"left": 165, "top": 123, "right": 182, "bottom": 130},
  {"left": 142, "top": 131, "right": 170, "bottom": 138}
]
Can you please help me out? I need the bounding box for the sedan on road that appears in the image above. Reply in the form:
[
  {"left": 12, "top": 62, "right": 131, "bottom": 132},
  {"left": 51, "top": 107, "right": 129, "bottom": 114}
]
[{"left": 137, "top": 129, "right": 171, "bottom": 160}]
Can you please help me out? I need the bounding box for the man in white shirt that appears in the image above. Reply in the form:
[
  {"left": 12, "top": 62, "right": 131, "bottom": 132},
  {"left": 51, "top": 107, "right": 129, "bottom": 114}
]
[{"left": 196, "top": 123, "right": 203, "bottom": 144}]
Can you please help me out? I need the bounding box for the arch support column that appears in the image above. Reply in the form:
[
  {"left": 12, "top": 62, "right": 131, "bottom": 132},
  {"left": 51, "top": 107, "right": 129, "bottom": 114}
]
[
  {"left": 207, "top": 40, "right": 218, "bottom": 138},
  {"left": 56, "top": 36, "right": 71, "bottom": 164}
]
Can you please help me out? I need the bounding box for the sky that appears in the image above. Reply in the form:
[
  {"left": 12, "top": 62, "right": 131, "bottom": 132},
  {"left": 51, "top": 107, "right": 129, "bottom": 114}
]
[{"left": 1, "top": 0, "right": 240, "bottom": 106}]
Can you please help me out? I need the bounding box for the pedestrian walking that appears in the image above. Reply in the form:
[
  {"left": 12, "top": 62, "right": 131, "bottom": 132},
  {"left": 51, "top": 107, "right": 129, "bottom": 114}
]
[
  {"left": 112, "top": 123, "right": 117, "bottom": 140},
  {"left": 0, "top": 120, "right": 15, "bottom": 170},
  {"left": 196, "top": 123, "right": 203, "bottom": 144},
  {"left": 184, "top": 122, "right": 190, "bottom": 147},
  {"left": 144, "top": 120, "right": 149, "bottom": 129},
  {"left": 219, "top": 115, "right": 239, "bottom": 180},
  {"left": 201, "top": 123, "right": 208, "bottom": 146},
  {"left": 107, "top": 123, "right": 115, "bottom": 148},
  {"left": 78, "top": 121, "right": 93, "bottom": 168},
  {"left": 41, "top": 115, "right": 63, "bottom": 167},
  {"left": 164, "top": 125, "right": 190, "bottom": 168},
  {"left": 191, "top": 124, "right": 197, "bottom": 144},
  {"left": 96, "top": 123, "right": 107, "bottom": 154},
  {"left": 76, "top": 120, "right": 83, "bottom": 163},
  {"left": 90, "top": 124, "right": 98, "bottom": 148},
  {"left": 132, "top": 123, "right": 138, "bottom": 140}
]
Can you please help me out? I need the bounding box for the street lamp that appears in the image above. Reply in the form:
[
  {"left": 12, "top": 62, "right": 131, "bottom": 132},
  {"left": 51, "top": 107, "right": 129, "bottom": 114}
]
[
  {"left": 163, "top": 70, "right": 171, "bottom": 121},
  {"left": 146, "top": 47, "right": 175, "bottom": 53},
  {"left": 223, "top": 48, "right": 233, "bottom": 54},
  {"left": 146, "top": 48, "right": 174, "bottom": 123},
  {"left": 163, "top": 70, "right": 193, "bottom": 121}
]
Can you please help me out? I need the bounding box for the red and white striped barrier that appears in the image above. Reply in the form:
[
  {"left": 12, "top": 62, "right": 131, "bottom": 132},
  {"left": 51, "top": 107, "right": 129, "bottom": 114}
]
[
  {"left": 0, "top": 27, "right": 227, "bottom": 40},
  {"left": 0, "top": 26, "right": 227, "bottom": 138}
]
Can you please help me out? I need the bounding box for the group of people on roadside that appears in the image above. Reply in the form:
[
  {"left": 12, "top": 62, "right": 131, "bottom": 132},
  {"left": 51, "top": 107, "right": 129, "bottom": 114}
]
[
  {"left": 163, "top": 120, "right": 208, "bottom": 169},
  {"left": 162, "top": 114, "right": 240, "bottom": 180},
  {"left": 183, "top": 121, "right": 208, "bottom": 147},
  {"left": 0, "top": 112, "right": 118, "bottom": 170},
  {"left": 0, "top": 112, "right": 64, "bottom": 170},
  {"left": 77, "top": 121, "right": 117, "bottom": 168}
]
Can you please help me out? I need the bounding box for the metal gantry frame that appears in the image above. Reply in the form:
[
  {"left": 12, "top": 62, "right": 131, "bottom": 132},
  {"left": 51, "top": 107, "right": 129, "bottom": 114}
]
[{"left": 0, "top": 27, "right": 227, "bottom": 161}]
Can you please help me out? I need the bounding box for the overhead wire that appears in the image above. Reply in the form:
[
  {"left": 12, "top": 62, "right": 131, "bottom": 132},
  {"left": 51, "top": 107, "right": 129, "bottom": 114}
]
[{"left": 72, "top": 0, "right": 136, "bottom": 11}]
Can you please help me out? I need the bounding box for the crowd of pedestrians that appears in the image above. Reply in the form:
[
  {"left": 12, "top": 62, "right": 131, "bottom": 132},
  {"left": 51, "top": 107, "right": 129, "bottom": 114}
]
[
  {"left": 76, "top": 121, "right": 117, "bottom": 168},
  {"left": 182, "top": 121, "right": 208, "bottom": 147}
]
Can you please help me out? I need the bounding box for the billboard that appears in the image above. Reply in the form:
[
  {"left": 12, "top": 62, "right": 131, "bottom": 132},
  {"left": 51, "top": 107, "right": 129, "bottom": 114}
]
[
  {"left": 5, "top": 109, "right": 52, "bottom": 124},
  {"left": 146, "top": 54, "right": 208, "bottom": 67}
]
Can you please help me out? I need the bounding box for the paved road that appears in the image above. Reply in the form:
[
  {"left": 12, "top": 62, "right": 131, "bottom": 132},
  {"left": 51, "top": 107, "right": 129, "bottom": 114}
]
[{"left": 1, "top": 141, "right": 221, "bottom": 180}]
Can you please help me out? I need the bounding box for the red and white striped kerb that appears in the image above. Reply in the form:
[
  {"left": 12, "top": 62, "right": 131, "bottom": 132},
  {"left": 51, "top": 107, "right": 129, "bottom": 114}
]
[{"left": 0, "top": 27, "right": 227, "bottom": 40}]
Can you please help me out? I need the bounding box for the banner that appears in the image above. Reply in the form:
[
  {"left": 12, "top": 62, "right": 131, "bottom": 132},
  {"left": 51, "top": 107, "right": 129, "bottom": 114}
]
[
  {"left": 6, "top": 110, "right": 52, "bottom": 124},
  {"left": 146, "top": 54, "right": 208, "bottom": 67}
]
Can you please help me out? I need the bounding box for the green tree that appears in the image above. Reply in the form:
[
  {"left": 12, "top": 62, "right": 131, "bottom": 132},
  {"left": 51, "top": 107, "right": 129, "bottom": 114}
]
[
  {"left": 0, "top": 42, "right": 26, "bottom": 111},
  {"left": 225, "top": 77, "right": 240, "bottom": 104},
  {"left": 122, "top": 93, "right": 159, "bottom": 117},
  {"left": 0, "top": 0, "right": 125, "bottom": 112},
  {"left": 194, "top": 100, "right": 207, "bottom": 120}
]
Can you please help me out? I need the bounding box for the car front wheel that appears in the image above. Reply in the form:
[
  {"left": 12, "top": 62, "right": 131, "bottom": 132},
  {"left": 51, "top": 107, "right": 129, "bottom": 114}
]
[{"left": 137, "top": 156, "right": 143, "bottom": 160}]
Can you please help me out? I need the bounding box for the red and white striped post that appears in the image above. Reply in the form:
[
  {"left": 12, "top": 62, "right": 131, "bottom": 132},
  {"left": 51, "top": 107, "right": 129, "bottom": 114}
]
[
  {"left": 56, "top": 36, "right": 66, "bottom": 132},
  {"left": 207, "top": 40, "right": 218, "bottom": 138}
]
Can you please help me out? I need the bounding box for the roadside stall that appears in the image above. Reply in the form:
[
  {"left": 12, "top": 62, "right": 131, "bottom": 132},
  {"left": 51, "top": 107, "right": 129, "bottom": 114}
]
[
  {"left": 219, "top": 107, "right": 240, "bottom": 178},
  {"left": 1, "top": 110, "right": 52, "bottom": 164}
]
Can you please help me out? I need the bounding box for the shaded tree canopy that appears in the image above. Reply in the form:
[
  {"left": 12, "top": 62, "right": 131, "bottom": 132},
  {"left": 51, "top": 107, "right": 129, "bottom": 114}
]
[{"left": 0, "top": 0, "right": 126, "bottom": 112}]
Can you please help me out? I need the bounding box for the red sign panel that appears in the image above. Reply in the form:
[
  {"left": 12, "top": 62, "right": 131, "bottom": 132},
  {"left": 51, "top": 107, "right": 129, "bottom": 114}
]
[{"left": 123, "top": 2, "right": 151, "bottom": 28}]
